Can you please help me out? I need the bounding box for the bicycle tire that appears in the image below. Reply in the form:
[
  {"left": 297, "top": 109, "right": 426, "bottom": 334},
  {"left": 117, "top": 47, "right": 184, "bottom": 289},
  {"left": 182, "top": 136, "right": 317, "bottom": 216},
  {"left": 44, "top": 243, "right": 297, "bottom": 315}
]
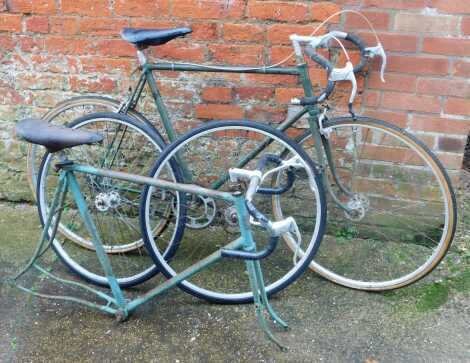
[
  {"left": 140, "top": 120, "right": 327, "bottom": 303},
  {"left": 282, "top": 116, "right": 457, "bottom": 291},
  {"left": 37, "top": 112, "right": 185, "bottom": 287}
]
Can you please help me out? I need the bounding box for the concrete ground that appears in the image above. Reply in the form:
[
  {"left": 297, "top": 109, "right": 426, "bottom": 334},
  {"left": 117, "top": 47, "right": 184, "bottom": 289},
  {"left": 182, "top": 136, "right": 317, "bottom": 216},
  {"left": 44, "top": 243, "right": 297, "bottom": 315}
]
[{"left": 1, "top": 173, "right": 469, "bottom": 363}]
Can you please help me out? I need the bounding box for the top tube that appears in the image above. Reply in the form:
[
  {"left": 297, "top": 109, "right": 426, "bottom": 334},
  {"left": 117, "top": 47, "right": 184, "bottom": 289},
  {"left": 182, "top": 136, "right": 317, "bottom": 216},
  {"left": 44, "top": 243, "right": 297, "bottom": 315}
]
[{"left": 146, "top": 62, "right": 302, "bottom": 76}]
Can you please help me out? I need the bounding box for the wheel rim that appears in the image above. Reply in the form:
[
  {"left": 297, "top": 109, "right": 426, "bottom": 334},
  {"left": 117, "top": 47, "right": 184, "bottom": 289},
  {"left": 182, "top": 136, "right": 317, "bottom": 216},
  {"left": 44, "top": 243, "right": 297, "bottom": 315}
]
[
  {"left": 37, "top": 115, "right": 178, "bottom": 286},
  {"left": 286, "top": 118, "right": 456, "bottom": 290},
  {"left": 142, "top": 122, "right": 325, "bottom": 302}
]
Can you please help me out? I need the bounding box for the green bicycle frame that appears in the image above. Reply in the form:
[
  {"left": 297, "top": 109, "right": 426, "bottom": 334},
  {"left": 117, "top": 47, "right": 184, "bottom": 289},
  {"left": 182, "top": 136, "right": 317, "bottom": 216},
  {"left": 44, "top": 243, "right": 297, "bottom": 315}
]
[
  {"left": 118, "top": 59, "right": 352, "bottom": 213},
  {"left": 11, "top": 161, "right": 289, "bottom": 350}
]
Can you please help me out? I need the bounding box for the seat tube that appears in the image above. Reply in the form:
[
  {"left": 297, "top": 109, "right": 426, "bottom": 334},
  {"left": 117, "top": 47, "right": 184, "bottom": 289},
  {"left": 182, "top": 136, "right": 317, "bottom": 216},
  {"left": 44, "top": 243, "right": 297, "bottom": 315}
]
[
  {"left": 144, "top": 68, "right": 178, "bottom": 142},
  {"left": 144, "top": 67, "right": 193, "bottom": 181},
  {"left": 65, "top": 171, "right": 127, "bottom": 310}
]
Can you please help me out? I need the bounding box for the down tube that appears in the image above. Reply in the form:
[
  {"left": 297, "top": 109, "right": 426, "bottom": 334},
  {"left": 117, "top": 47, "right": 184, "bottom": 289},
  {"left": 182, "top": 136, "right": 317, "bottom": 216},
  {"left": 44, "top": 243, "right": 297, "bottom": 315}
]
[{"left": 210, "top": 107, "right": 310, "bottom": 190}]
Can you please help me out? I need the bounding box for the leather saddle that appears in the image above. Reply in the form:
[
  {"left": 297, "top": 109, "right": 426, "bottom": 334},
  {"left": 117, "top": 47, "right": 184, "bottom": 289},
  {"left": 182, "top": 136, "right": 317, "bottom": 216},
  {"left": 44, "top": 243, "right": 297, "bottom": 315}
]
[
  {"left": 16, "top": 119, "right": 103, "bottom": 153},
  {"left": 121, "top": 27, "right": 192, "bottom": 48}
]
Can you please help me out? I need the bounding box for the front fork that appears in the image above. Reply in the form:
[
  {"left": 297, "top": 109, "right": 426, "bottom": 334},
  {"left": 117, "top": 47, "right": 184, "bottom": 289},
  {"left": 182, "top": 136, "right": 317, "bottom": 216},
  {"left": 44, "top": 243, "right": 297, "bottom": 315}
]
[{"left": 306, "top": 108, "right": 354, "bottom": 214}]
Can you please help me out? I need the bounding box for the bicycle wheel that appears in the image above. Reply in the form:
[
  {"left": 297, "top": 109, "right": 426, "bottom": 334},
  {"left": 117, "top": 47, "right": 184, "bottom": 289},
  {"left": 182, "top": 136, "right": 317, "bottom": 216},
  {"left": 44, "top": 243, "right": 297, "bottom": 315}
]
[
  {"left": 140, "top": 120, "right": 327, "bottom": 303},
  {"left": 37, "top": 112, "right": 185, "bottom": 287},
  {"left": 28, "top": 95, "right": 155, "bottom": 196},
  {"left": 286, "top": 116, "right": 457, "bottom": 290}
]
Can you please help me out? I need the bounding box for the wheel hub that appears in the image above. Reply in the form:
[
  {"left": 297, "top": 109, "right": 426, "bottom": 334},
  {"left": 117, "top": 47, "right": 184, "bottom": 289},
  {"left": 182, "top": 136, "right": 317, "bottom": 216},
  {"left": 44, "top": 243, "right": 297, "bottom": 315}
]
[
  {"left": 344, "top": 194, "right": 369, "bottom": 221},
  {"left": 95, "top": 191, "right": 121, "bottom": 212}
]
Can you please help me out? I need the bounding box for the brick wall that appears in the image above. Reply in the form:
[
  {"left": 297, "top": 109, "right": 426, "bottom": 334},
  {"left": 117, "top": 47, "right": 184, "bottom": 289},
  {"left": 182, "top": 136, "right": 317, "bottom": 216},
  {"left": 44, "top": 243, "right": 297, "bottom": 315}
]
[{"left": 0, "top": 0, "right": 469, "bottom": 201}]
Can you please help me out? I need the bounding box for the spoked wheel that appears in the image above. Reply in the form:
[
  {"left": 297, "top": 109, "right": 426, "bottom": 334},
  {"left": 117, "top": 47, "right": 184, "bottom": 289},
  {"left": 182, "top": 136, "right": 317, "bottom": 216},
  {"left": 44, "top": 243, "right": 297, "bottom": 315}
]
[
  {"left": 28, "top": 96, "right": 155, "bottom": 197},
  {"left": 140, "top": 120, "right": 327, "bottom": 303},
  {"left": 37, "top": 112, "right": 185, "bottom": 287},
  {"left": 286, "top": 116, "right": 457, "bottom": 291}
]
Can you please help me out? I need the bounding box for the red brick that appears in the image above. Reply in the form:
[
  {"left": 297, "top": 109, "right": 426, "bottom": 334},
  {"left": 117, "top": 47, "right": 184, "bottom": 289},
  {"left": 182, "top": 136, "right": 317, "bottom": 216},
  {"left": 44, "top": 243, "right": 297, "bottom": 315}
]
[
  {"left": 463, "top": 17, "right": 470, "bottom": 36},
  {"left": 363, "top": 90, "right": 380, "bottom": 107},
  {"left": 7, "top": 0, "right": 55, "bottom": 13},
  {"left": 344, "top": 11, "right": 390, "bottom": 30},
  {"left": 156, "top": 41, "right": 205, "bottom": 62},
  {"left": 7, "top": 0, "right": 32, "bottom": 13},
  {"left": 0, "top": 34, "right": 15, "bottom": 51},
  {"left": 387, "top": 55, "right": 449, "bottom": 76},
  {"left": 114, "top": 0, "right": 169, "bottom": 17},
  {"left": 270, "top": 46, "right": 296, "bottom": 66},
  {"left": 275, "top": 88, "right": 304, "bottom": 103},
  {"left": 438, "top": 136, "right": 466, "bottom": 153},
  {"left": 308, "top": 67, "right": 328, "bottom": 86},
  {"left": 45, "top": 36, "right": 96, "bottom": 55},
  {"left": 18, "top": 35, "right": 44, "bottom": 52},
  {"left": 62, "top": 0, "right": 111, "bottom": 17},
  {"left": 245, "top": 105, "right": 287, "bottom": 123},
  {"left": 26, "top": 15, "right": 48, "bottom": 33},
  {"left": 156, "top": 81, "right": 193, "bottom": 99},
  {"left": 453, "top": 60, "right": 470, "bottom": 78},
  {"left": 444, "top": 98, "right": 470, "bottom": 116},
  {"left": 417, "top": 78, "right": 470, "bottom": 98},
  {"left": 96, "top": 39, "right": 135, "bottom": 57},
  {"left": 32, "top": 0, "right": 56, "bottom": 14},
  {"left": 363, "top": 0, "right": 426, "bottom": 9},
  {"left": 173, "top": 0, "right": 245, "bottom": 20},
  {"left": 29, "top": 54, "right": 73, "bottom": 73},
  {"left": 311, "top": 2, "right": 341, "bottom": 23},
  {"left": 335, "top": 0, "right": 361, "bottom": 4},
  {"left": 431, "top": 0, "right": 470, "bottom": 14},
  {"left": 70, "top": 77, "right": 117, "bottom": 93},
  {"left": 423, "top": 37, "right": 470, "bottom": 57},
  {"left": 209, "top": 44, "right": 263, "bottom": 66},
  {"left": 81, "top": 57, "right": 134, "bottom": 75},
  {"left": 245, "top": 73, "right": 298, "bottom": 85},
  {"left": 201, "top": 87, "right": 232, "bottom": 103},
  {"left": 0, "top": 14, "right": 22, "bottom": 32},
  {"left": 129, "top": 19, "right": 174, "bottom": 28},
  {"left": 363, "top": 110, "right": 408, "bottom": 128},
  {"left": 247, "top": 1, "right": 308, "bottom": 22},
  {"left": 267, "top": 24, "right": 326, "bottom": 45},
  {"left": 410, "top": 115, "right": 470, "bottom": 135},
  {"left": 195, "top": 104, "right": 244, "bottom": 119},
  {"left": 17, "top": 74, "right": 67, "bottom": 90},
  {"left": 436, "top": 153, "right": 464, "bottom": 169},
  {"left": 79, "top": 18, "right": 128, "bottom": 36},
  {"left": 191, "top": 23, "right": 218, "bottom": 41},
  {"left": 394, "top": 14, "right": 458, "bottom": 33},
  {"left": 222, "top": 23, "right": 264, "bottom": 42},
  {"left": 381, "top": 92, "right": 441, "bottom": 113},
  {"left": 0, "top": 86, "right": 24, "bottom": 105},
  {"left": 373, "top": 33, "right": 418, "bottom": 52},
  {"left": 368, "top": 72, "right": 416, "bottom": 92},
  {"left": 50, "top": 16, "right": 79, "bottom": 35},
  {"left": 236, "top": 87, "right": 273, "bottom": 101}
]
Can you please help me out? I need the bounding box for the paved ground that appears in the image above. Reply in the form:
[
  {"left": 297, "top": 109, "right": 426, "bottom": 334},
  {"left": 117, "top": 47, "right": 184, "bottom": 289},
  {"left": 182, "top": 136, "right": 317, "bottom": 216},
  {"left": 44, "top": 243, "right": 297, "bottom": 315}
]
[{"left": 1, "top": 172, "right": 469, "bottom": 362}]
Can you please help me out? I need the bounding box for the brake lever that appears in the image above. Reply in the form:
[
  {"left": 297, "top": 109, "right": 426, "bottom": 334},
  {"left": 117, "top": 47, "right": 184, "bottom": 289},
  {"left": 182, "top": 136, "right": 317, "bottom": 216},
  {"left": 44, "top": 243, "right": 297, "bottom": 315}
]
[
  {"left": 329, "top": 61, "right": 358, "bottom": 118},
  {"left": 365, "top": 42, "right": 387, "bottom": 82}
]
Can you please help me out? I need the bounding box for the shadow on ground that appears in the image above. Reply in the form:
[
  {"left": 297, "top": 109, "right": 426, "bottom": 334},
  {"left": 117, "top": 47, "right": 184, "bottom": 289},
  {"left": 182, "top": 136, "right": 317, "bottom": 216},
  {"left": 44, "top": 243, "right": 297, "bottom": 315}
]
[{"left": 1, "top": 171, "right": 469, "bottom": 363}]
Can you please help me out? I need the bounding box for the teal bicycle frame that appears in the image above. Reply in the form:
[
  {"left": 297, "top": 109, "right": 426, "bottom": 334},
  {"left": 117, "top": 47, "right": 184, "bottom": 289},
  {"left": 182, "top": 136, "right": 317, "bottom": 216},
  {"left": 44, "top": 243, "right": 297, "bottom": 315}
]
[
  {"left": 119, "top": 59, "right": 353, "bottom": 213},
  {"left": 11, "top": 158, "right": 290, "bottom": 350}
]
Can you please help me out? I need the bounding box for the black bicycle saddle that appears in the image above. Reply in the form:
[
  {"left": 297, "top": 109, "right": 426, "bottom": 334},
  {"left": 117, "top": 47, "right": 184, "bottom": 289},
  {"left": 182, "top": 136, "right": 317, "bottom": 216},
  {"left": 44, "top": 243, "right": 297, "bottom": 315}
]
[
  {"left": 16, "top": 119, "right": 103, "bottom": 153},
  {"left": 121, "top": 27, "right": 192, "bottom": 48}
]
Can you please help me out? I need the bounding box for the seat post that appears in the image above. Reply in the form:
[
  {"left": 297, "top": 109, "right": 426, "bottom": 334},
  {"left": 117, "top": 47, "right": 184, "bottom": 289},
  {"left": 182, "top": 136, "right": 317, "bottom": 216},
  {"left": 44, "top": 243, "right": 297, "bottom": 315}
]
[
  {"left": 137, "top": 48, "right": 148, "bottom": 66},
  {"left": 53, "top": 151, "right": 74, "bottom": 171}
]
